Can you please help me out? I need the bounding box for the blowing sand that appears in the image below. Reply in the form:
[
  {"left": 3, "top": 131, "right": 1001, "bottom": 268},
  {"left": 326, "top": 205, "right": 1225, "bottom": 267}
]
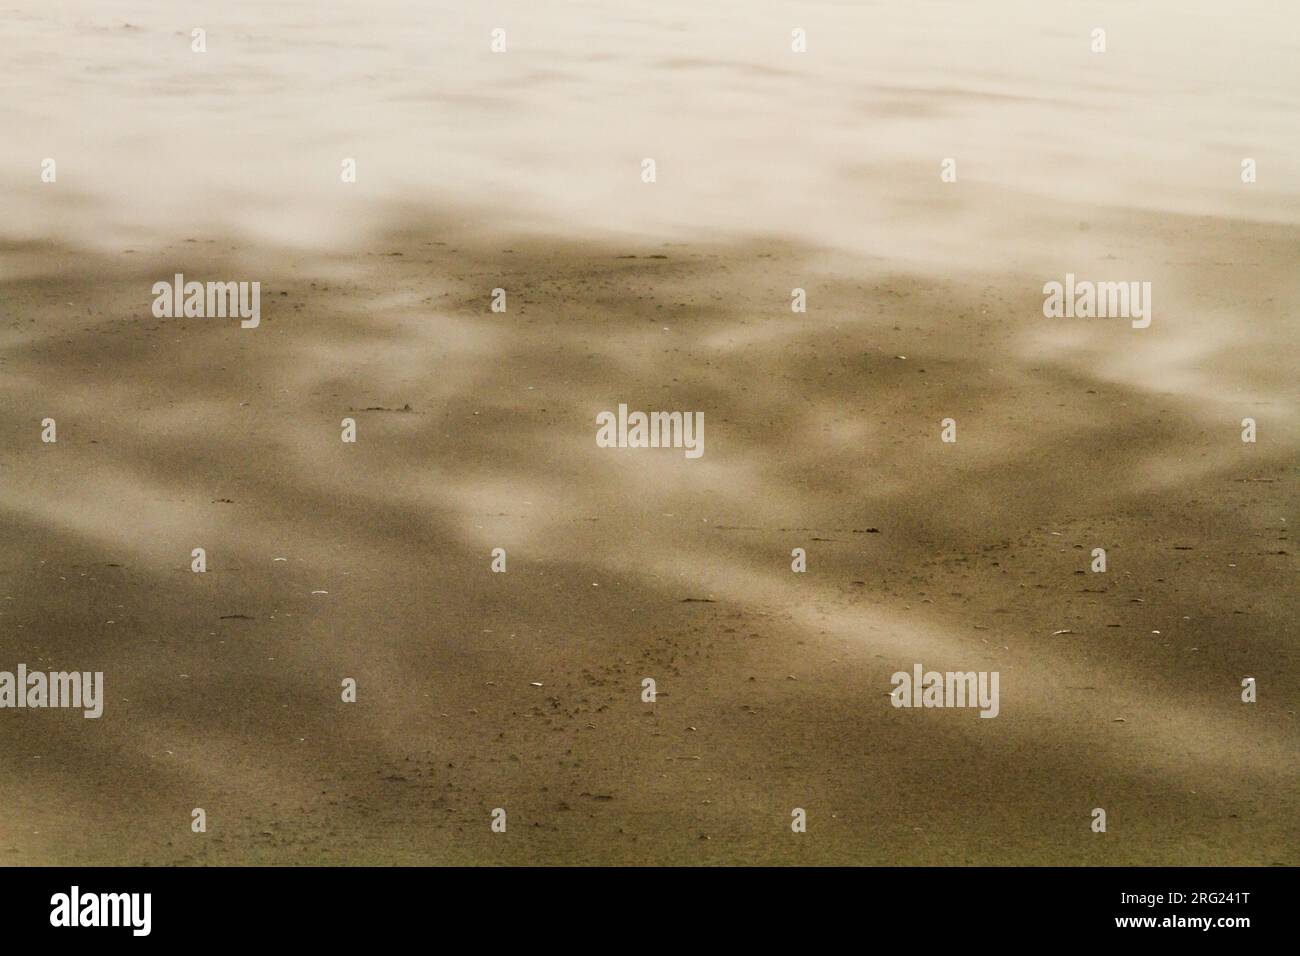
[{"left": 0, "top": 2, "right": 1296, "bottom": 865}]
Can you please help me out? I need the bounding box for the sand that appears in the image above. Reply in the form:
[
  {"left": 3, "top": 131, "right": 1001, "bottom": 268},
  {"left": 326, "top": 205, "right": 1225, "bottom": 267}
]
[{"left": 0, "top": 1, "right": 1296, "bottom": 865}]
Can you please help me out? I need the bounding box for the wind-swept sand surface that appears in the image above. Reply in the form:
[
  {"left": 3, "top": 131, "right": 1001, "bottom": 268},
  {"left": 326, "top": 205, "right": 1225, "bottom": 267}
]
[{"left": 0, "top": 2, "right": 1296, "bottom": 864}]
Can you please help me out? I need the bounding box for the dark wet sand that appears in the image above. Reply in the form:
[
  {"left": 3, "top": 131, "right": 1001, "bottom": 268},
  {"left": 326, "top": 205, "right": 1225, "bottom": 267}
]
[{"left": 0, "top": 200, "right": 1295, "bottom": 865}]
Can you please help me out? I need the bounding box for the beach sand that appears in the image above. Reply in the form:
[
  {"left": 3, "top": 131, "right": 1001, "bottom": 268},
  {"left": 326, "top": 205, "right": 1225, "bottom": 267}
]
[{"left": 0, "top": 1, "right": 1296, "bottom": 864}]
